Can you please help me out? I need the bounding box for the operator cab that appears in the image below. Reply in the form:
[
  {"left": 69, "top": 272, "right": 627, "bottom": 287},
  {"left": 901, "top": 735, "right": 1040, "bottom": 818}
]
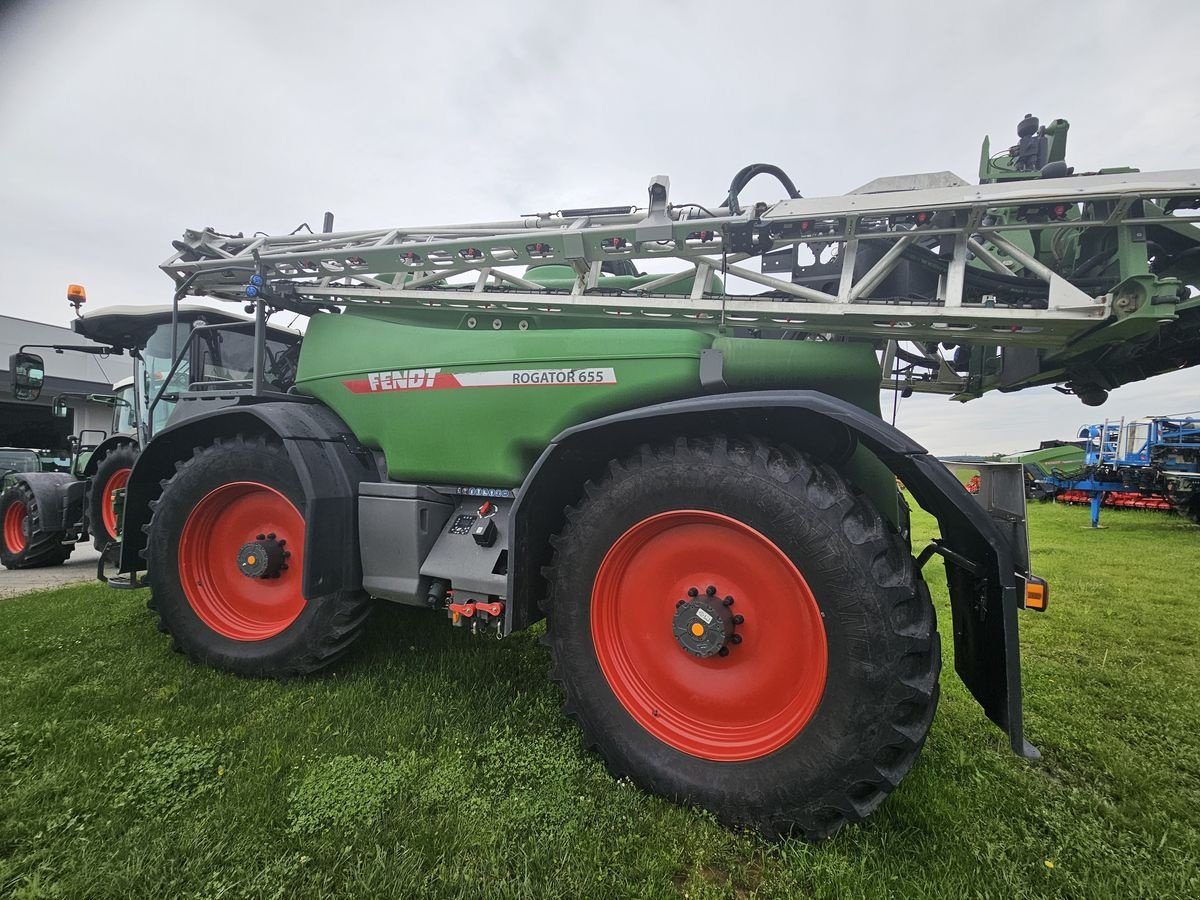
[
  {"left": 72, "top": 304, "right": 301, "bottom": 438},
  {"left": 111, "top": 377, "right": 136, "bottom": 436}
]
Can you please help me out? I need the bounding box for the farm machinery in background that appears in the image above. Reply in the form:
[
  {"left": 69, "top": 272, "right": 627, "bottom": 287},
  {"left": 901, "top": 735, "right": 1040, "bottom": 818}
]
[
  {"left": 1, "top": 293, "right": 298, "bottom": 569},
  {"left": 8, "top": 113, "right": 1200, "bottom": 840},
  {"left": 959, "top": 442, "right": 1085, "bottom": 500},
  {"left": 1035, "top": 416, "right": 1200, "bottom": 527}
]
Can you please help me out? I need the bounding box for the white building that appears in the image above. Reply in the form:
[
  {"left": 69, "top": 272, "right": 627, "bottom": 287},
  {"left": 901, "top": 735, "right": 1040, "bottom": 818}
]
[{"left": 0, "top": 314, "right": 135, "bottom": 451}]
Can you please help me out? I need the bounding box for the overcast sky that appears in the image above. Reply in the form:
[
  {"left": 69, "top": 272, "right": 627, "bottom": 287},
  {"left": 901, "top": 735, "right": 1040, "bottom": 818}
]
[{"left": 2, "top": 0, "right": 1197, "bottom": 455}]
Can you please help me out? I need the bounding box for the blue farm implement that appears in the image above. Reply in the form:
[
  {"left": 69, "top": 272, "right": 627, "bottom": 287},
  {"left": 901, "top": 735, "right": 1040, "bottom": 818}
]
[{"left": 1040, "top": 416, "right": 1200, "bottom": 527}]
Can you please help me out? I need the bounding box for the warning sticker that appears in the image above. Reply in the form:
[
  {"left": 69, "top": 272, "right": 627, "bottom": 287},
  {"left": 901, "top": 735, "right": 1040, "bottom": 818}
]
[{"left": 343, "top": 367, "right": 617, "bottom": 394}]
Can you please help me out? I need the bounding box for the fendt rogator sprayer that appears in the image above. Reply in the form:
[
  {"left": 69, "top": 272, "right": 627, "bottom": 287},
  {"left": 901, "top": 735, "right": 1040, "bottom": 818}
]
[
  {"left": 3, "top": 291, "right": 299, "bottom": 568},
  {"left": 51, "top": 114, "right": 1199, "bottom": 839}
]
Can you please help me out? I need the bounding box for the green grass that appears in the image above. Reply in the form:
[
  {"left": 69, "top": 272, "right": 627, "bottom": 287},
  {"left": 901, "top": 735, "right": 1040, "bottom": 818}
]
[{"left": 1, "top": 503, "right": 1197, "bottom": 899}]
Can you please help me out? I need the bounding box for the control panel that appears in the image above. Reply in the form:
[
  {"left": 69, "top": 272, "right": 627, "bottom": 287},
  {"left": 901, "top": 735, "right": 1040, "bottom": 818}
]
[
  {"left": 449, "top": 514, "right": 476, "bottom": 535},
  {"left": 420, "top": 495, "right": 512, "bottom": 598}
]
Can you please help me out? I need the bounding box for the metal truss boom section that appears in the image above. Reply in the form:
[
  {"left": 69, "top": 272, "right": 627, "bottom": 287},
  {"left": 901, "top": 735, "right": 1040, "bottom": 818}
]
[{"left": 161, "top": 169, "right": 1200, "bottom": 349}]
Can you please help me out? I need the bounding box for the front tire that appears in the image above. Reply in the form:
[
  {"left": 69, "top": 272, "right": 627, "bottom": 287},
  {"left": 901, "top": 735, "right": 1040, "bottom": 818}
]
[
  {"left": 144, "top": 435, "right": 371, "bottom": 677},
  {"left": 544, "top": 436, "right": 940, "bottom": 840},
  {"left": 88, "top": 445, "right": 138, "bottom": 550},
  {"left": 1, "top": 482, "right": 72, "bottom": 570}
]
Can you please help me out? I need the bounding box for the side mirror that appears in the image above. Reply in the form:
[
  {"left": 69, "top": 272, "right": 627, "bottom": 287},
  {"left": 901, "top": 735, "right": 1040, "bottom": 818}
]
[
  {"left": 9, "top": 352, "right": 45, "bottom": 401},
  {"left": 52, "top": 397, "right": 69, "bottom": 418}
]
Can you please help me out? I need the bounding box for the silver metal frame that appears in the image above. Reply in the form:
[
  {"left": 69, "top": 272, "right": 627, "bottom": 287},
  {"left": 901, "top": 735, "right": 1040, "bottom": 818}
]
[{"left": 159, "top": 169, "right": 1200, "bottom": 375}]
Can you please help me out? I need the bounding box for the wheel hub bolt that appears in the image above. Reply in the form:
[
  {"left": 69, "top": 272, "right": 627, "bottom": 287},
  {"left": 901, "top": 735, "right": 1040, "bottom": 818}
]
[
  {"left": 671, "top": 587, "right": 744, "bottom": 658},
  {"left": 237, "top": 535, "right": 287, "bottom": 579}
]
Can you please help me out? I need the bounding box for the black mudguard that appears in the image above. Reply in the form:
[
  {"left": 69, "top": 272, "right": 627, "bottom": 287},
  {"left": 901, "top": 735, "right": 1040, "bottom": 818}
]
[
  {"left": 81, "top": 435, "right": 139, "bottom": 478},
  {"left": 118, "top": 400, "right": 378, "bottom": 599},
  {"left": 511, "top": 390, "right": 1035, "bottom": 758},
  {"left": 9, "top": 472, "right": 86, "bottom": 534}
]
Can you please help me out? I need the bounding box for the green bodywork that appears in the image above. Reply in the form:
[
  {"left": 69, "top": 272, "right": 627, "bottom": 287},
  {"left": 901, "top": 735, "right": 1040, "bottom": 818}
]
[
  {"left": 294, "top": 310, "right": 898, "bottom": 521},
  {"left": 1003, "top": 444, "right": 1086, "bottom": 480}
]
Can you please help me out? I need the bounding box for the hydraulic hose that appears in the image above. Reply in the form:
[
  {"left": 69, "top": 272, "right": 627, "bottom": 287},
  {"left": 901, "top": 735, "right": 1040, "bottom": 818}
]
[{"left": 721, "top": 164, "right": 802, "bottom": 215}]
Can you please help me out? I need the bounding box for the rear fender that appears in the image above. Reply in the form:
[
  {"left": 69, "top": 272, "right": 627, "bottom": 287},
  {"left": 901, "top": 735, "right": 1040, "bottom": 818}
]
[
  {"left": 119, "top": 400, "right": 378, "bottom": 598},
  {"left": 7, "top": 472, "right": 85, "bottom": 534},
  {"left": 510, "top": 390, "right": 1034, "bottom": 757}
]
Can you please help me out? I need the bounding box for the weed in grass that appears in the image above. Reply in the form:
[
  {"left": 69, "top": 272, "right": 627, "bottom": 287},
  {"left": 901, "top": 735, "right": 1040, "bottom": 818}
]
[
  {"left": 111, "top": 737, "right": 225, "bottom": 817},
  {"left": 288, "top": 754, "right": 413, "bottom": 836}
]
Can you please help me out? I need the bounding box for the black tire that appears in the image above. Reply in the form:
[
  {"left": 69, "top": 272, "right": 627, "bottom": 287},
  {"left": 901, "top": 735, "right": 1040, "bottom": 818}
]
[
  {"left": 0, "top": 481, "right": 72, "bottom": 570},
  {"left": 543, "top": 435, "right": 940, "bottom": 840},
  {"left": 144, "top": 435, "right": 372, "bottom": 677},
  {"left": 87, "top": 444, "right": 139, "bottom": 550}
]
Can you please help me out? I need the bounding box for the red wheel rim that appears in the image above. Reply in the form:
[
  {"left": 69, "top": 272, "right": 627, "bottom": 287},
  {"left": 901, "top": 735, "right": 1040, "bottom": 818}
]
[
  {"left": 3, "top": 500, "right": 28, "bottom": 554},
  {"left": 100, "top": 467, "right": 132, "bottom": 539},
  {"left": 177, "top": 482, "right": 306, "bottom": 641},
  {"left": 591, "top": 510, "right": 828, "bottom": 761}
]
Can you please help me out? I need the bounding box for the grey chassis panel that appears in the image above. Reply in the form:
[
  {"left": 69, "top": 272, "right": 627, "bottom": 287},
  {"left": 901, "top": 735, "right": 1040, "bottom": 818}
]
[
  {"left": 7, "top": 472, "right": 86, "bottom": 534},
  {"left": 118, "top": 399, "right": 377, "bottom": 599},
  {"left": 418, "top": 497, "right": 510, "bottom": 597},
  {"left": 358, "top": 482, "right": 453, "bottom": 605},
  {"left": 508, "top": 389, "right": 1033, "bottom": 757},
  {"left": 357, "top": 486, "right": 511, "bottom": 608}
]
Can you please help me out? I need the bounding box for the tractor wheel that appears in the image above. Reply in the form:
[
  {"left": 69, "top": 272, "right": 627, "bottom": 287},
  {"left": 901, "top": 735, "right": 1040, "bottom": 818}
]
[
  {"left": 0, "top": 482, "right": 72, "bottom": 570},
  {"left": 88, "top": 444, "right": 138, "bottom": 550},
  {"left": 144, "top": 435, "right": 372, "bottom": 677},
  {"left": 543, "top": 435, "right": 940, "bottom": 840}
]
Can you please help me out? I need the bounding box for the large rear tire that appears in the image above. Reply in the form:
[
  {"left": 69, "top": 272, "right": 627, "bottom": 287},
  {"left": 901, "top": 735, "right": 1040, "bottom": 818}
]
[
  {"left": 144, "top": 435, "right": 372, "bottom": 677},
  {"left": 88, "top": 445, "right": 138, "bottom": 550},
  {"left": 543, "top": 436, "right": 940, "bottom": 840},
  {"left": 0, "top": 482, "right": 72, "bottom": 570}
]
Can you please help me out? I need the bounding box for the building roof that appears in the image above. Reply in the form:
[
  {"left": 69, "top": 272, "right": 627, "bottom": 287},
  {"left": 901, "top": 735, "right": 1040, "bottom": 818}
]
[{"left": 0, "top": 314, "right": 134, "bottom": 392}]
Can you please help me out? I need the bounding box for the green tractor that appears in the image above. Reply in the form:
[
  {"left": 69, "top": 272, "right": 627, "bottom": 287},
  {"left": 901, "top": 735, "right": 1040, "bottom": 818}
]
[
  {"left": 34, "top": 115, "right": 1199, "bottom": 838},
  {"left": 2, "top": 301, "right": 298, "bottom": 569}
]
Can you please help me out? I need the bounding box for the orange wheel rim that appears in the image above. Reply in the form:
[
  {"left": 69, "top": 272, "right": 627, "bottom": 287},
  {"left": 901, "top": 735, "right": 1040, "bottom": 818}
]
[
  {"left": 177, "top": 482, "right": 306, "bottom": 641},
  {"left": 591, "top": 510, "right": 828, "bottom": 762},
  {"left": 100, "top": 467, "right": 131, "bottom": 539},
  {"left": 3, "top": 500, "right": 28, "bottom": 554}
]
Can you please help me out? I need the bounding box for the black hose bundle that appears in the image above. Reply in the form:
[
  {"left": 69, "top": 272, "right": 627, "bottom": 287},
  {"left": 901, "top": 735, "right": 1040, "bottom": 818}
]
[{"left": 720, "top": 164, "right": 802, "bottom": 215}]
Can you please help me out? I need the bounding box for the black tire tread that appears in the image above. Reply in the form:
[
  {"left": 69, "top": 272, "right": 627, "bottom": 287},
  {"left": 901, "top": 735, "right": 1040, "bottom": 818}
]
[
  {"left": 144, "top": 434, "right": 372, "bottom": 677},
  {"left": 542, "top": 434, "right": 939, "bottom": 841},
  {"left": 87, "top": 443, "right": 139, "bottom": 550},
  {"left": 0, "top": 481, "right": 72, "bottom": 570}
]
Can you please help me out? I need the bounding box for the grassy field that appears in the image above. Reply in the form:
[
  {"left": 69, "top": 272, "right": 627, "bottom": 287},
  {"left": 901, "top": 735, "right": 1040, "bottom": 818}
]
[{"left": 0, "top": 502, "right": 1197, "bottom": 899}]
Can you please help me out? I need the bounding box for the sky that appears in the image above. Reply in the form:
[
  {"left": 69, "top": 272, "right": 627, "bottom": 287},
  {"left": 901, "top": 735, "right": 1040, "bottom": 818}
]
[{"left": 1, "top": 0, "right": 1197, "bottom": 456}]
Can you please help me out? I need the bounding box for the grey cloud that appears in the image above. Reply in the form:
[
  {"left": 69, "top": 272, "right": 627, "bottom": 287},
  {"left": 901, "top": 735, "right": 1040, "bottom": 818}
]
[{"left": 2, "top": 0, "right": 1197, "bottom": 454}]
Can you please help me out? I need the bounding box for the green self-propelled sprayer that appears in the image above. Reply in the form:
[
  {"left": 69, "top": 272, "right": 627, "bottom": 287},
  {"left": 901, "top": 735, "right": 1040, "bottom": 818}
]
[{"left": 31, "top": 114, "right": 1199, "bottom": 839}]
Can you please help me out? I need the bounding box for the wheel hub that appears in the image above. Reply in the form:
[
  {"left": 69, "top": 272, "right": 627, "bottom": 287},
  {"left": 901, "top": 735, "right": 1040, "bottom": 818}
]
[
  {"left": 672, "top": 585, "right": 744, "bottom": 658},
  {"left": 236, "top": 532, "right": 289, "bottom": 579}
]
